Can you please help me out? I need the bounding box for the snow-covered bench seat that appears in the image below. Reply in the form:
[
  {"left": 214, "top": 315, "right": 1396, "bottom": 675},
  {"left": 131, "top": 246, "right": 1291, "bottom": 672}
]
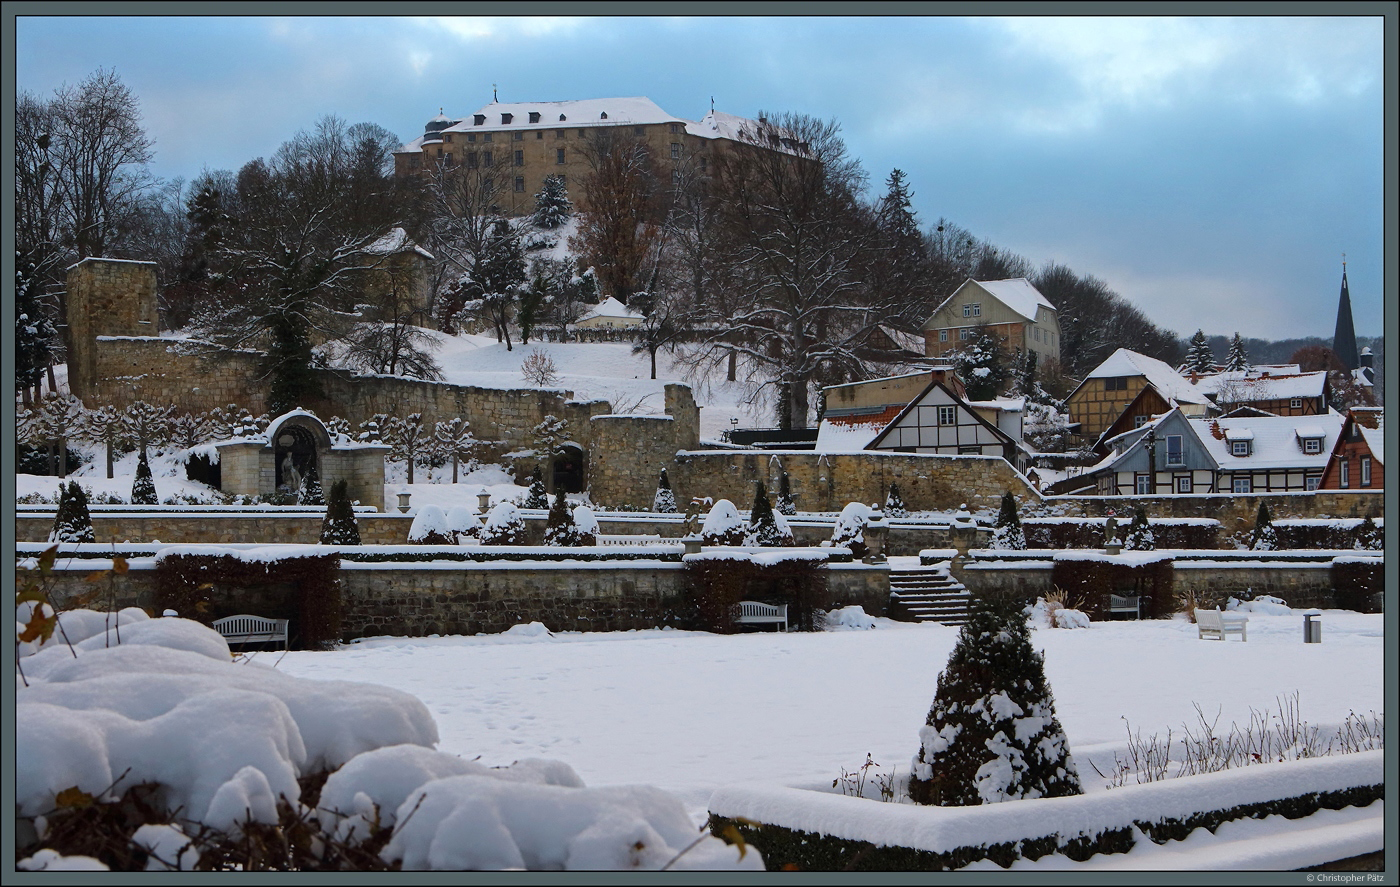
[
  {"left": 1195, "top": 608, "right": 1247, "bottom": 642},
  {"left": 213, "top": 614, "right": 290, "bottom": 650},
  {"left": 736, "top": 601, "right": 788, "bottom": 632},
  {"left": 596, "top": 534, "right": 665, "bottom": 546}
]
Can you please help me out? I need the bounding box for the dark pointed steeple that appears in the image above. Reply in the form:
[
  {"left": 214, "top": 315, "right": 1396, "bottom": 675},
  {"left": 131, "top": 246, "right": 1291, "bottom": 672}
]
[{"left": 1332, "top": 259, "right": 1359, "bottom": 372}]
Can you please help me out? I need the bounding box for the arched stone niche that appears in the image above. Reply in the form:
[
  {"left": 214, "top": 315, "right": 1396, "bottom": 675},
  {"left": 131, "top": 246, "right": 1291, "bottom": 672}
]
[{"left": 215, "top": 410, "right": 389, "bottom": 511}]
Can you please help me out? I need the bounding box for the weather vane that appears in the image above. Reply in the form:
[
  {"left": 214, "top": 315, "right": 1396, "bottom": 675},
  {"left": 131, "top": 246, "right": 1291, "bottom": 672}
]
[{"left": 492, "top": 83, "right": 498, "bottom": 102}]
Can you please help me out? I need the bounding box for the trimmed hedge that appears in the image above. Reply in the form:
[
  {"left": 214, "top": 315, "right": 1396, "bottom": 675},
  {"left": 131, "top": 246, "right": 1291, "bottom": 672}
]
[
  {"left": 1023, "top": 519, "right": 1219, "bottom": 550},
  {"left": 1050, "top": 557, "right": 1176, "bottom": 619},
  {"left": 1332, "top": 560, "right": 1384, "bottom": 614},
  {"left": 708, "top": 784, "right": 1382, "bottom": 871},
  {"left": 682, "top": 554, "right": 830, "bottom": 633}
]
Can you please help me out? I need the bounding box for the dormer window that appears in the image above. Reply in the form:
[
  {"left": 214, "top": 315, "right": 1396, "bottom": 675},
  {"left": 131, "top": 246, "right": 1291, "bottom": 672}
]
[
  {"left": 529, "top": 111, "right": 540, "bottom": 123},
  {"left": 559, "top": 114, "right": 567, "bottom": 121},
  {"left": 474, "top": 114, "right": 485, "bottom": 126},
  {"left": 1231, "top": 440, "right": 1251, "bottom": 457},
  {"left": 600, "top": 112, "right": 608, "bottom": 119},
  {"left": 1302, "top": 438, "right": 1322, "bottom": 454}
]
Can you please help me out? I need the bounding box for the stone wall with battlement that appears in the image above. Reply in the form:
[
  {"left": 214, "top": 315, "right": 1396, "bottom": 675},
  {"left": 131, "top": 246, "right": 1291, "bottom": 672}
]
[{"left": 66, "top": 259, "right": 160, "bottom": 400}]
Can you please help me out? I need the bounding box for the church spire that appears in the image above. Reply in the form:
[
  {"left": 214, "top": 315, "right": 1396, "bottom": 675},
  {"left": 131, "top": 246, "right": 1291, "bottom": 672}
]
[{"left": 1332, "top": 257, "right": 1359, "bottom": 372}]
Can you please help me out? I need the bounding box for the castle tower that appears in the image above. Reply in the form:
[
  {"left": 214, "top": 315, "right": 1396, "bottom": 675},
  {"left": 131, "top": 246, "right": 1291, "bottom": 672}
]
[
  {"left": 65, "top": 258, "right": 159, "bottom": 401},
  {"left": 1332, "top": 262, "right": 1359, "bottom": 372}
]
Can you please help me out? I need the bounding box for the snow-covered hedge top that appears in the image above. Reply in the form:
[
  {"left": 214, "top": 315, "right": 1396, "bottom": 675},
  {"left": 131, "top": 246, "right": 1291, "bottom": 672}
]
[
  {"left": 408, "top": 506, "right": 451, "bottom": 541},
  {"left": 709, "top": 749, "right": 1383, "bottom": 858},
  {"left": 1051, "top": 550, "right": 1175, "bottom": 566},
  {"left": 444, "top": 505, "right": 482, "bottom": 535},
  {"left": 1274, "top": 518, "right": 1385, "bottom": 528},
  {"left": 1023, "top": 517, "right": 1220, "bottom": 527},
  {"left": 484, "top": 501, "right": 523, "bottom": 531},
  {"left": 683, "top": 549, "right": 830, "bottom": 566},
  {"left": 1332, "top": 555, "right": 1384, "bottom": 565},
  {"left": 701, "top": 499, "right": 744, "bottom": 537},
  {"left": 151, "top": 545, "right": 337, "bottom": 564}
]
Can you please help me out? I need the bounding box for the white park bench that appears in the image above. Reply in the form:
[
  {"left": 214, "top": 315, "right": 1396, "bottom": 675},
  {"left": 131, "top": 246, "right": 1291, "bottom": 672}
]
[
  {"left": 1195, "top": 608, "right": 1248, "bottom": 642},
  {"left": 1108, "top": 594, "right": 1140, "bottom": 619},
  {"left": 736, "top": 601, "right": 788, "bottom": 632},
  {"left": 596, "top": 534, "right": 665, "bottom": 546},
  {"left": 213, "top": 614, "right": 290, "bottom": 650}
]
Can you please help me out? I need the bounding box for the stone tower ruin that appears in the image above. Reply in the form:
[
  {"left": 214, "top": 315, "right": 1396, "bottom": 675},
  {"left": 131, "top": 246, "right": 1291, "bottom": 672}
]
[{"left": 65, "top": 257, "right": 159, "bottom": 402}]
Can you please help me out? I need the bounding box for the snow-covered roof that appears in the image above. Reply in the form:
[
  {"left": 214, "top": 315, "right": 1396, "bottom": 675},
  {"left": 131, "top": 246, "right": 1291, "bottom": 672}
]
[
  {"left": 1358, "top": 425, "right": 1385, "bottom": 464},
  {"left": 365, "top": 227, "right": 435, "bottom": 261},
  {"left": 974, "top": 278, "right": 1056, "bottom": 321},
  {"left": 876, "top": 325, "right": 926, "bottom": 354},
  {"left": 578, "top": 297, "right": 643, "bottom": 322},
  {"left": 686, "top": 109, "right": 759, "bottom": 141},
  {"left": 1190, "top": 414, "right": 1342, "bottom": 471},
  {"left": 1191, "top": 370, "right": 1327, "bottom": 401},
  {"left": 1087, "top": 349, "right": 1211, "bottom": 405},
  {"left": 1294, "top": 426, "right": 1327, "bottom": 439},
  {"left": 814, "top": 418, "right": 886, "bottom": 453},
  {"left": 966, "top": 397, "right": 1026, "bottom": 413},
  {"left": 455, "top": 97, "right": 685, "bottom": 133}
]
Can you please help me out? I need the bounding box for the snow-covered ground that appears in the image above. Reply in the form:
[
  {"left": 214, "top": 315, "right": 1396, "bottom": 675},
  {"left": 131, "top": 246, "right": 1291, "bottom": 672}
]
[{"left": 270, "top": 609, "right": 1383, "bottom": 867}]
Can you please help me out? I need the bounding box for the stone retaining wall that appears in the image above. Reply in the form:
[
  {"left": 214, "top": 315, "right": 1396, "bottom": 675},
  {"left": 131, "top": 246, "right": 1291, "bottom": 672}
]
[{"left": 1038, "top": 492, "right": 1384, "bottom": 543}]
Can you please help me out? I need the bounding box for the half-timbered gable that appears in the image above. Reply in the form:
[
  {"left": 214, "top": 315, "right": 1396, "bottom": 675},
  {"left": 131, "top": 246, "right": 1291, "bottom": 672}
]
[
  {"left": 1320, "top": 411, "right": 1385, "bottom": 490},
  {"left": 1190, "top": 370, "right": 1329, "bottom": 417},
  {"left": 865, "top": 381, "right": 1017, "bottom": 462},
  {"left": 1065, "top": 348, "right": 1211, "bottom": 442}
]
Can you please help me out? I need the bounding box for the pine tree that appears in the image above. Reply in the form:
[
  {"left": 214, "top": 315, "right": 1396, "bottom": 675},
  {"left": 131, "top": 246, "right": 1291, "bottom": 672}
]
[
  {"left": 1225, "top": 332, "right": 1251, "bottom": 372},
  {"left": 1183, "top": 329, "right": 1215, "bottom": 375},
  {"left": 1123, "top": 506, "right": 1155, "bottom": 551},
  {"left": 1355, "top": 516, "right": 1381, "bottom": 551},
  {"left": 745, "top": 482, "right": 790, "bottom": 546},
  {"left": 776, "top": 471, "right": 798, "bottom": 516},
  {"left": 885, "top": 482, "right": 907, "bottom": 519},
  {"left": 524, "top": 465, "right": 549, "bottom": 509},
  {"left": 49, "top": 480, "right": 96, "bottom": 543},
  {"left": 298, "top": 462, "right": 324, "bottom": 506},
  {"left": 544, "top": 490, "right": 583, "bottom": 546},
  {"left": 131, "top": 449, "right": 158, "bottom": 505},
  {"left": 990, "top": 491, "right": 1026, "bottom": 550},
  {"left": 320, "top": 479, "right": 361, "bottom": 545},
  {"left": 531, "top": 174, "right": 572, "bottom": 229},
  {"left": 1249, "top": 501, "right": 1277, "bottom": 551},
  {"left": 908, "top": 592, "right": 1082, "bottom": 807},
  {"left": 16, "top": 255, "right": 56, "bottom": 404},
  {"left": 653, "top": 468, "right": 678, "bottom": 514}
]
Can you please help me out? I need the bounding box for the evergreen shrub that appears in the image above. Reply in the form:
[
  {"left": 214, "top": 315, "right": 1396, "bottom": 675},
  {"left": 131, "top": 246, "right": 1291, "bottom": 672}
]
[
  {"left": 49, "top": 481, "right": 96, "bottom": 544},
  {"left": 321, "top": 480, "right": 361, "bottom": 545}
]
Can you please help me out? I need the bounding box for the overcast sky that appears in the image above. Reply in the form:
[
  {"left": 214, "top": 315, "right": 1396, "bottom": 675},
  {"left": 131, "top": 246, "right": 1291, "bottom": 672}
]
[{"left": 13, "top": 13, "right": 1387, "bottom": 340}]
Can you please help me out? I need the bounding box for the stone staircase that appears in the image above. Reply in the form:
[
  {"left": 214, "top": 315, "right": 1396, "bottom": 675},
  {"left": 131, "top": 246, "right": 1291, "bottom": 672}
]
[{"left": 889, "top": 565, "right": 971, "bottom": 625}]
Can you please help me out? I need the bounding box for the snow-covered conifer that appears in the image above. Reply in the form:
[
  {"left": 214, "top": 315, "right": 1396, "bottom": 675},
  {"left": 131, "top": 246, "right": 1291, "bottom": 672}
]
[
  {"left": 544, "top": 490, "right": 583, "bottom": 546},
  {"left": 831, "top": 502, "right": 873, "bottom": 559},
  {"left": 131, "top": 449, "right": 158, "bottom": 505},
  {"left": 908, "top": 592, "right": 1082, "bottom": 806},
  {"left": 572, "top": 504, "right": 599, "bottom": 546},
  {"left": 320, "top": 480, "right": 361, "bottom": 545},
  {"left": 700, "top": 499, "right": 746, "bottom": 546},
  {"left": 1225, "top": 332, "right": 1251, "bottom": 372},
  {"left": 298, "top": 462, "right": 325, "bottom": 506},
  {"left": 1123, "top": 506, "right": 1155, "bottom": 551},
  {"left": 408, "top": 505, "right": 455, "bottom": 545},
  {"left": 49, "top": 481, "right": 95, "bottom": 543},
  {"left": 990, "top": 491, "right": 1026, "bottom": 550},
  {"left": 531, "top": 175, "right": 572, "bottom": 229},
  {"left": 653, "top": 469, "right": 678, "bottom": 514},
  {"left": 1183, "top": 329, "right": 1215, "bottom": 375},
  {"left": 524, "top": 466, "right": 549, "bottom": 509},
  {"left": 884, "top": 482, "right": 907, "bottom": 519},
  {"left": 480, "top": 501, "right": 526, "bottom": 545},
  {"left": 1249, "top": 501, "right": 1277, "bottom": 551},
  {"left": 776, "top": 471, "right": 797, "bottom": 516},
  {"left": 744, "top": 483, "right": 791, "bottom": 547}
]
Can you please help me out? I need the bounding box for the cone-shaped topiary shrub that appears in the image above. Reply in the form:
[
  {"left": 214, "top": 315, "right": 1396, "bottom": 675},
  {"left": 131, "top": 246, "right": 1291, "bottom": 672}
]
[
  {"left": 524, "top": 466, "right": 548, "bottom": 509},
  {"left": 908, "top": 591, "right": 1082, "bottom": 807},
  {"left": 445, "top": 504, "right": 482, "bottom": 543},
  {"left": 884, "top": 481, "right": 907, "bottom": 519},
  {"left": 49, "top": 480, "right": 96, "bottom": 543},
  {"left": 131, "top": 449, "right": 158, "bottom": 505},
  {"left": 1124, "top": 506, "right": 1155, "bottom": 551},
  {"left": 744, "top": 482, "right": 791, "bottom": 546},
  {"left": 776, "top": 471, "right": 797, "bottom": 516},
  {"left": 572, "top": 504, "right": 599, "bottom": 546},
  {"left": 653, "top": 468, "right": 678, "bottom": 514},
  {"left": 1249, "top": 501, "right": 1277, "bottom": 551},
  {"left": 320, "top": 480, "right": 361, "bottom": 545},
  {"left": 990, "top": 491, "right": 1026, "bottom": 550},
  {"left": 1356, "top": 515, "right": 1381, "bottom": 551},
  {"left": 298, "top": 462, "right": 325, "bottom": 506},
  {"left": 544, "top": 490, "right": 584, "bottom": 546}
]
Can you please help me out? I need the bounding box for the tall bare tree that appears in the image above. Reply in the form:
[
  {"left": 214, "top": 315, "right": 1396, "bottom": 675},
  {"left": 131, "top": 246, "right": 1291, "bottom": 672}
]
[{"left": 569, "top": 130, "right": 665, "bottom": 303}]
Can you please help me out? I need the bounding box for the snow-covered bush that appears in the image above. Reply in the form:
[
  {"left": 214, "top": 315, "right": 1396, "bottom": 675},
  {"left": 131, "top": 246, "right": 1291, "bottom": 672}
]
[
  {"left": 884, "top": 482, "right": 906, "bottom": 519},
  {"left": 1053, "top": 608, "right": 1090, "bottom": 629},
  {"left": 480, "top": 502, "right": 526, "bottom": 545},
  {"left": 826, "top": 606, "right": 877, "bottom": 631},
  {"left": 131, "top": 449, "right": 159, "bottom": 505},
  {"left": 776, "top": 472, "right": 797, "bottom": 516},
  {"left": 523, "top": 466, "right": 548, "bottom": 510},
  {"left": 1250, "top": 502, "right": 1277, "bottom": 551},
  {"left": 297, "top": 463, "right": 324, "bottom": 506},
  {"left": 50, "top": 480, "right": 95, "bottom": 544},
  {"left": 321, "top": 480, "right": 361, "bottom": 545},
  {"left": 908, "top": 592, "right": 1082, "bottom": 807},
  {"left": 571, "top": 504, "right": 599, "bottom": 546},
  {"left": 1226, "top": 594, "right": 1291, "bottom": 615},
  {"left": 830, "top": 502, "right": 873, "bottom": 559},
  {"left": 530, "top": 174, "right": 572, "bottom": 229},
  {"left": 744, "top": 483, "right": 792, "bottom": 547},
  {"left": 1355, "top": 516, "right": 1381, "bottom": 551},
  {"left": 444, "top": 505, "right": 482, "bottom": 543},
  {"left": 989, "top": 491, "right": 1026, "bottom": 550},
  {"left": 543, "top": 491, "right": 583, "bottom": 546},
  {"left": 407, "top": 505, "right": 455, "bottom": 545},
  {"left": 653, "top": 469, "right": 677, "bottom": 514},
  {"left": 700, "top": 499, "right": 746, "bottom": 546},
  {"left": 1123, "top": 506, "right": 1155, "bottom": 551}
]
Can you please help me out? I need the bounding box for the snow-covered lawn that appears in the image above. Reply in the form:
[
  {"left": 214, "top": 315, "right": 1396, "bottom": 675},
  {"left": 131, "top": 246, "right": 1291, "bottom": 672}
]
[{"left": 275, "top": 610, "right": 1384, "bottom": 826}]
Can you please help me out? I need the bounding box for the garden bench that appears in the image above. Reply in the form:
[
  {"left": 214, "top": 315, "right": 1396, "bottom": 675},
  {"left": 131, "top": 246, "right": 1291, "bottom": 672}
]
[
  {"left": 1195, "top": 608, "right": 1247, "bottom": 642},
  {"left": 213, "top": 614, "right": 290, "bottom": 650},
  {"left": 736, "top": 601, "right": 788, "bottom": 632},
  {"left": 1108, "top": 594, "right": 1140, "bottom": 619},
  {"left": 596, "top": 534, "right": 665, "bottom": 546}
]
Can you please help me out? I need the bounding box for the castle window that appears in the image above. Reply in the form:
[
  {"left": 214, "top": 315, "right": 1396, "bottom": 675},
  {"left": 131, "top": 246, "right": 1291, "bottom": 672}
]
[
  {"left": 670, "top": 123, "right": 681, "bottom": 133},
  {"left": 514, "top": 176, "right": 525, "bottom": 192},
  {"left": 578, "top": 129, "right": 587, "bottom": 138},
  {"left": 483, "top": 150, "right": 493, "bottom": 166},
  {"left": 513, "top": 131, "right": 523, "bottom": 141},
  {"left": 444, "top": 134, "right": 452, "bottom": 144},
  {"left": 501, "top": 113, "right": 513, "bottom": 124},
  {"left": 484, "top": 133, "right": 493, "bottom": 142},
  {"left": 600, "top": 112, "right": 608, "bottom": 119},
  {"left": 514, "top": 150, "right": 524, "bottom": 167},
  {"left": 699, "top": 157, "right": 707, "bottom": 172},
  {"left": 671, "top": 142, "right": 681, "bottom": 160},
  {"left": 466, "top": 152, "right": 478, "bottom": 169},
  {"left": 556, "top": 129, "right": 565, "bottom": 139},
  {"left": 529, "top": 111, "right": 541, "bottom": 123},
  {"left": 634, "top": 126, "right": 644, "bottom": 135},
  {"left": 473, "top": 114, "right": 485, "bottom": 125},
  {"left": 536, "top": 131, "right": 544, "bottom": 139},
  {"left": 467, "top": 133, "right": 476, "bottom": 142},
  {"left": 557, "top": 148, "right": 566, "bottom": 164}
]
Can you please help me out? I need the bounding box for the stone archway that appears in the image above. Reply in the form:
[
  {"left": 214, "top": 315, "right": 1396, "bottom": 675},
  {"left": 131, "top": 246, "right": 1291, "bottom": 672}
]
[
  {"left": 552, "top": 443, "right": 587, "bottom": 494},
  {"left": 274, "top": 424, "right": 318, "bottom": 494}
]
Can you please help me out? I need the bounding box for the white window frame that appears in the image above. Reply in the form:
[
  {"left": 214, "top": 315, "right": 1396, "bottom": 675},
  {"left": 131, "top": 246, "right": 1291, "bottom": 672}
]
[
  {"left": 1166, "top": 434, "right": 1184, "bottom": 466},
  {"left": 937, "top": 406, "right": 957, "bottom": 426},
  {"left": 971, "top": 303, "right": 981, "bottom": 317},
  {"left": 671, "top": 142, "right": 681, "bottom": 160},
  {"left": 939, "top": 329, "right": 948, "bottom": 342},
  {"left": 1361, "top": 456, "right": 1371, "bottom": 486},
  {"left": 1136, "top": 473, "right": 1153, "bottom": 495},
  {"left": 1339, "top": 460, "right": 1350, "bottom": 489},
  {"left": 1303, "top": 438, "right": 1321, "bottom": 454},
  {"left": 1231, "top": 440, "right": 1250, "bottom": 457},
  {"left": 1176, "top": 476, "right": 1193, "bottom": 494},
  {"left": 1232, "top": 476, "right": 1252, "bottom": 493},
  {"left": 1290, "top": 397, "right": 1303, "bottom": 409},
  {"left": 1305, "top": 475, "right": 1320, "bottom": 491},
  {"left": 962, "top": 304, "right": 972, "bottom": 318}
]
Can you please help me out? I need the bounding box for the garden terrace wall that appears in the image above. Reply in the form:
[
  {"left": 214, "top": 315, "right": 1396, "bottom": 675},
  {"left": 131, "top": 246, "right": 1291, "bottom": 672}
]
[
  {"left": 1022, "top": 518, "right": 1219, "bottom": 550},
  {"left": 671, "top": 451, "right": 1038, "bottom": 516},
  {"left": 1039, "top": 491, "right": 1384, "bottom": 543}
]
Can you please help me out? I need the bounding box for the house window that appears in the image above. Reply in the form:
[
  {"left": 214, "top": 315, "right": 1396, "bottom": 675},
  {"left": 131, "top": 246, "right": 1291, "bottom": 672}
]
[
  {"left": 699, "top": 157, "right": 707, "bottom": 172},
  {"left": 1303, "top": 438, "right": 1321, "bottom": 454},
  {"left": 483, "top": 151, "right": 493, "bottom": 166},
  {"left": 1339, "top": 460, "right": 1349, "bottom": 488},
  {"left": 467, "top": 133, "right": 476, "bottom": 142},
  {"left": 1166, "top": 434, "right": 1184, "bottom": 466},
  {"left": 1134, "top": 415, "right": 1150, "bottom": 428},
  {"left": 1231, "top": 440, "right": 1251, "bottom": 457},
  {"left": 1305, "top": 475, "right": 1320, "bottom": 491},
  {"left": 958, "top": 446, "right": 981, "bottom": 455},
  {"left": 514, "top": 176, "right": 525, "bottom": 192},
  {"left": 556, "top": 129, "right": 565, "bottom": 139},
  {"left": 536, "top": 131, "right": 543, "bottom": 139},
  {"left": 1290, "top": 397, "right": 1302, "bottom": 409},
  {"left": 671, "top": 142, "right": 681, "bottom": 160},
  {"left": 1176, "top": 476, "right": 1193, "bottom": 494},
  {"left": 634, "top": 126, "right": 645, "bottom": 135},
  {"left": 937, "top": 406, "right": 956, "bottom": 426},
  {"left": 1034, "top": 327, "right": 1041, "bottom": 342},
  {"left": 1232, "top": 476, "right": 1252, "bottom": 493},
  {"left": 529, "top": 111, "right": 541, "bottom": 123},
  {"left": 962, "top": 304, "right": 972, "bottom": 317},
  {"left": 959, "top": 328, "right": 972, "bottom": 340},
  {"left": 513, "top": 131, "right": 523, "bottom": 141},
  {"left": 972, "top": 303, "right": 981, "bottom": 317},
  {"left": 1104, "top": 377, "right": 1128, "bottom": 392},
  {"left": 939, "top": 330, "right": 948, "bottom": 342},
  {"left": 578, "top": 129, "right": 587, "bottom": 138},
  {"left": 514, "top": 150, "right": 524, "bottom": 167},
  {"left": 1136, "top": 473, "right": 1153, "bottom": 495},
  {"left": 483, "top": 133, "right": 493, "bottom": 142},
  {"left": 557, "top": 148, "right": 566, "bottom": 164},
  {"left": 466, "top": 152, "right": 478, "bottom": 169},
  {"left": 670, "top": 123, "right": 681, "bottom": 133},
  {"left": 1361, "top": 456, "right": 1371, "bottom": 486}
]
